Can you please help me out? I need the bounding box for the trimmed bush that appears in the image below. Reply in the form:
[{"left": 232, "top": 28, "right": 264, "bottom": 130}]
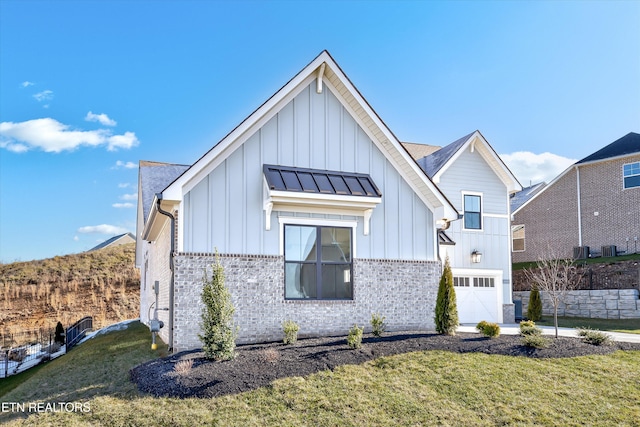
[
  {"left": 519, "top": 320, "right": 543, "bottom": 336},
  {"left": 521, "top": 334, "right": 549, "bottom": 349},
  {"left": 527, "top": 284, "right": 543, "bottom": 322},
  {"left": 347, "top": 324, "right": 364, "bottom": 349},
  {"left": 282, "top": 320, "right": 299, "bottom": 345},
  {"left": 577, "top": 328, "right": 611, "bottom": 346},
  {"left": 476, "top": 321, "right": 500, "bottom": 338},
  {"left": 370, "top": 313, "right": 386, "bottom": 337},
  {"left": 199, "top": 251, "right": 237, "bottom": 360},
  {"left": 434, "top": 257, "right": 458, "bottom": 335}
]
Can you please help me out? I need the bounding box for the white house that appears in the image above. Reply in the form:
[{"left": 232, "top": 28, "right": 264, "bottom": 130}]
[
  {"left": 136, "top": 51, "right": 517, "bottom": 352},
  {"left": 404, "top": 131, "right": 522, "bottom": 323}
]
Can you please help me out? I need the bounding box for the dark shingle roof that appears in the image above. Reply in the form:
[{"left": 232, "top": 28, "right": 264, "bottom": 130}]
[
  {"left": 263, "top": 164, "right": 381, "bottom": 197},
  {"left": 510, "top": 182, "right": 546, "bottom": 213},
  {"left": 416, "top": 131, "right": 475, "bottom": 178},
  {"left": 140, "top": 161, "right": 190, "bottom": 222},
  {"left": 577, "top": 132, "right": 640, "bottom": 164},
  {"left": 88, "top": 233, "right": 135, "bottom": 252}
]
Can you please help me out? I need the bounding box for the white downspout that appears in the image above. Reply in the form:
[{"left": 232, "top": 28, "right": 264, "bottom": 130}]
[{"left": 576, "top": 166, "right": 582, "bottom": 246}]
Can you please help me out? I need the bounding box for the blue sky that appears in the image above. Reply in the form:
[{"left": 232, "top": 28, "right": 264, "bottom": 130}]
[{"left": 1, "top": 0, "right": 638, "bottom": 262}]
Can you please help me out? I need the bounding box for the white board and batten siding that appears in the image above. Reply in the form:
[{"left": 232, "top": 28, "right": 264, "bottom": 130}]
[
  {"left": 436, "top": 145, "right": 513, "bottom": 322},
  {"left": 183, "top": 81, "right": 435, "bottom": 261}
]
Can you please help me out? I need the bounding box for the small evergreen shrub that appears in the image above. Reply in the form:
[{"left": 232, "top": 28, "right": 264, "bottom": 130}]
[
  {"left": 521, "top": 334, "right": 549, "bottom": 349},
  {"left": 434, "top": 257, "right": 458, "bottom": 335},
  {"left": 527, "top": 285, "right": 543, "bottom": 322},
  {"left": 476, "top": 321, "right": 500, "bottom": 338},
  {"left": 519, "top": 320, "right": 543, "bottom": 336},
  {"left": 282, "top": 320, "right": 299, "bottom": 345},
  {"left": 54, "top": 321, "right": 65, "bottom": 345},
  {"left": 370, "top": 313, "right": 386, "bottom": 337},
  {"left": 199, "top": 251, "right": 237, "bottom": 360},
  {"left": 577, "top": 328, "right": 611, "bottom": 346},
  {"left": 347, "top": 324, "right": 364, "bottom": 349}
]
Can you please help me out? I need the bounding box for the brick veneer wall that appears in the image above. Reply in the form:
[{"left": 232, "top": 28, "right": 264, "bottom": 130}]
[
  {"left": 513, "top": 290, "right": 640, "bottom": 319},
  {"left": 172, "top": 253, "right": 440, "bottom": 351},
  {"left": 513, "top": 154, "right": 640, "bottom": 263}
]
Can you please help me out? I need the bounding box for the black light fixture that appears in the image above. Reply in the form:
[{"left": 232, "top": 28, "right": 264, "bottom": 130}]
[{"left": 471, "top": 250, "right": 482, "bottom": 263}]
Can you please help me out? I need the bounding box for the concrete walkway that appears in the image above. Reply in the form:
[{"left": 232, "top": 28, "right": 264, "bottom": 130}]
[{"left": 457, "top": 324, "right": 640, "bottom": 343}]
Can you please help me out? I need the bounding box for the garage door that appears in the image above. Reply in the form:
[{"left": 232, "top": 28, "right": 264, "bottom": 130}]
[{"left": 453, "top": 276, "right": 501, "bottom": 324}]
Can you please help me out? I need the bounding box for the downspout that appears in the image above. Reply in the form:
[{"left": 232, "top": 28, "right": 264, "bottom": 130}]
[
  {"left": 576, "top": 166, "right": 582, "bottom": 246},
  {"left": 156, "top": 193, "right": 175, "bottom": 351}
]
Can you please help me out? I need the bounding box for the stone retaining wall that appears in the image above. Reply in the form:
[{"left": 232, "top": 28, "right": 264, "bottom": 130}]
[
  {"left": 513, "top": 289, "right": 640, "bottom": 319},
  {"left": 172, "top": 253, "right": 441, "bottom": 351}
]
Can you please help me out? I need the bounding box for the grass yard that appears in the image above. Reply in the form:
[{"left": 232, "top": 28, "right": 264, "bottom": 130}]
[
  {"left": 539, "top": 316, "right": 640, "bottom": 335},
  {"left": 2, "top": 322, "right": 639, "bottom": 426}
]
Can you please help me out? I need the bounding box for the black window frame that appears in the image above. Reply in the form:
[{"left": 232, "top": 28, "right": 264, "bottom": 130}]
[
  {"left": 463, "top": 194, "right": 482, "bottom": 230},
  {"left": 284, "top": 224, "right": 353, "bottom": 301}
]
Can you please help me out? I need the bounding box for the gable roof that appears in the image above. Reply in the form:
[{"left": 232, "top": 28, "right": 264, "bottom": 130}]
[
  {"left": 88, "top": 233, "right": 135, "bottom": 252},
  {"left": 401, "top": 142, "right": 441, "bottom": 162},
  {"left": 509, "top": 182, "right": 546, "bottom": 213},
  {"left": 153, "top": 50, "right": 458, "bottom": 227},
  {"left": 139, "top": 160, "right": 190, "bottom": 223},
  {"left": 415, "top": 131, "right": 522, "bottom": 194},
  {"left": 576, "top": 132, "right": 640, "bottom": 164},
  {"left": 512, "top": 132, "right": 639, "bottom": 216}
]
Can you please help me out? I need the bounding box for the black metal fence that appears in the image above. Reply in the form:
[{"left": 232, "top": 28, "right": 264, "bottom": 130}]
[
  {"left": 1, "top": 327, "right": 61, "bottom": 379},
  {"left": 66, "top": 316, "right": 93, "bottom": 350}
]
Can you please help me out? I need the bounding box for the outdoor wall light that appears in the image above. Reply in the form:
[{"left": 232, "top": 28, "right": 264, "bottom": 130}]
[{"left": 471, "top": 250, "right": 482, "bottom": 263}]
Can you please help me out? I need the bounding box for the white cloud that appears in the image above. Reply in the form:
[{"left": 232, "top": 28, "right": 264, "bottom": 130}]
[
  {"left": 21, "top": 81, "right": 34, "bottom": 88},
  {"left": 85, "top": 111, "right": 117, "bottom": 127},
  {"left": 500, "top": 151, "right": 577, "bottom": 186},
  {"left": 77, "top": 224, "right": 128, "bottom": 235},
  {"left": 73, "top": 235, "right": 79, "bottom": 241},
  {"left": 113, "top": 160, "right": 137, "bottom": 169},
  {"left": 120, "top": 193, "right": 138, "bottom": 201},
  {"left": 112, "top": 202, "right": 135, "bottom": 209},
  {"left": 0, "top": 118, "right": 139, "bottom": 153},
  {"left": 33, "top": 90, "right": 53, "bottom": 102},
  {"left": 118, "top": 183, "right": 131, "bottom": 188}
]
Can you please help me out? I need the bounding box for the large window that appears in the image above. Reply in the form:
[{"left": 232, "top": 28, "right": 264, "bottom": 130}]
[
  {"left": 284, "top": 225, "right": 352, "bottom": 300},
  {"left": 463, "top": 194, "right": 482, "bottom": 230},
  {"left": 512, "top": 224, "right": 525, "bottom": 252},
  {"left": 624, "top": 162, "right": 640, "bottom": 189}
]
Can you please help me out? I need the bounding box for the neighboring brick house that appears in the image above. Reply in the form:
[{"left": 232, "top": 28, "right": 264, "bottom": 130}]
[{"left": 511, "top": 132, "right": 640, "bottom": 263}]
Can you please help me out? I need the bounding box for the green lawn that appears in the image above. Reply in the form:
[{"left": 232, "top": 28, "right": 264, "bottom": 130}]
[
  {"left": 3, "top": 321, "right": 640, "bottom": 426},
  {"left": 512, "top": 252, "right": 640, "bottom": 271},
  {"left": 539, "top": 316, "right": 640, "bottom": 335}
]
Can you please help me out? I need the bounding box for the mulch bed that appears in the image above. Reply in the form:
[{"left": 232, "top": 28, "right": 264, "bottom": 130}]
[{"left": 130, "top": 331, "right": 640, "bottom": 399}]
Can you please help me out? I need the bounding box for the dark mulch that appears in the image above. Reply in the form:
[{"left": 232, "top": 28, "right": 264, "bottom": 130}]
[{"left": 130, "top": 331, "right": 640, "bottom": 399}]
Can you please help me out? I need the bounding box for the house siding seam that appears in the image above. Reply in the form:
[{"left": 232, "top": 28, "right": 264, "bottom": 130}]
[{"left": 171, "top": 253, "right": 440, "bottom": 352}]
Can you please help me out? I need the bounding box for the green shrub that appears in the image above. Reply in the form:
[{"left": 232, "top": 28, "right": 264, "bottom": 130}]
[
  {"left": 370, "top": 313, "right": 386, "bottom": 337},
  {"left": 519, "top": 320, "right": 543, "bottom": 336},
  {"left": 577, "top": 328, "right": 611, "bottom": 346},
  {"left": 476, "top": 321, "right": 500, "bottom": 338},
  {"left": 434, "top": 257, "right": 458, "bottom": 335},
  {"left": 527, "top": 285, "right": 543, "bottom": 322},
  {"left": 282, "top": 320, "right": 299, "bottom": 345},
  {"left": 521, "top": 334, "right": 549, "bottom": 349},
  {"left": 199, "top": 251, "right": 237, "bottom": 360},
  {"left": 347, "top": 324, "right": 364, "bottom": 349}
]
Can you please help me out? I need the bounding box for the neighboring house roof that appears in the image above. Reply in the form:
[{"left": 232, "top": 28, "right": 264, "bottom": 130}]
[
  {"left": 401, "top": 142, "right": 441, "bottom": 162},
  {"left": 263, "top": 165, "right": 382, "bottom": 197},
  {"left": 576, "top": 132, "right": 640, "bottom": 165},
  {"left": 512, "top": 132, "right": 640, "bottom": 216},
  {"left": 139, "top": 160, "right": 190, "bottom": 223},
  {"left": 509, "top": 182, "right": 546, "bottom": 213},
  {"left": 145, "top": 50, "right": 458, "bottom": 241},
  {"left": 414, "top": 130, "right": 522, "bottom": 194},
  {"left": 88, "top": 232, "right": 135, "bottom": 251}
]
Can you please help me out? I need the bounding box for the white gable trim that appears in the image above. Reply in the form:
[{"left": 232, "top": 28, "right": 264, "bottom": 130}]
[
  {"left": 432, "top": 131, "right": 522, "bottom": 194},
  {"left": 161, "top": 51, "right": 458, "bottom": 223}
]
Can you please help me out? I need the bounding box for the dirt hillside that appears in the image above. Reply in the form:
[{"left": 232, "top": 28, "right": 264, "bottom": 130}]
[{"left": 0, "top": 244, "right": 140, "bottom": 336}]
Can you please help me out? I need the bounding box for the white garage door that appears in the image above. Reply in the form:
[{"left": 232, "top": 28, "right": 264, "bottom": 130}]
[{"left": 453, "top": 275, "right": 501, "bottom": 324}]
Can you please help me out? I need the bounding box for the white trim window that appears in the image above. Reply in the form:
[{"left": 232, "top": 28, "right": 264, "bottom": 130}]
[
  {"left": 463, "top": 193, "right": 482, "bottom": 230},
  {"left": 623, "top": 162, "right": 640, "bottom": 189},
  {"left": 283, "top": 224, "right": 353, "bottom": 300},
  {"left": 512, "top": 224, "right": 525, "bottom": 252}
]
